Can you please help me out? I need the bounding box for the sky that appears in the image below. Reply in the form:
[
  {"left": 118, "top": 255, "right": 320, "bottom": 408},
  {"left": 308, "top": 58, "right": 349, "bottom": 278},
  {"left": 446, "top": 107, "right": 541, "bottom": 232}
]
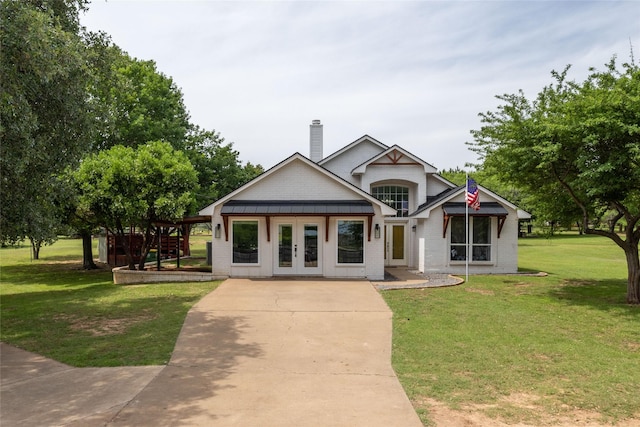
[{"left": 81, "top": 1, "right": 640, "bottom": 172}]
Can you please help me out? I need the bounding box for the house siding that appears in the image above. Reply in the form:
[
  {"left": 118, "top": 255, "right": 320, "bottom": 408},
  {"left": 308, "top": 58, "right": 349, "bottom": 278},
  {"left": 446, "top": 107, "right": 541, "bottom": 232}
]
[
  {"left": 321, "top": 139, "right": 386, "bottom": 184},
  {"left": 208, "top": 210, "right": 386, "bottom": 280},
  {"left": 426, "top": 175, "right": 455, "bottom": 198},
  {"left": 201, "top": 135, "right": 527, "bottom": 279},
  {"left": 418, "top": 193, "right": 520, "bottom": 274},
  {"left": 205, "top": 156, "right": 389, "bottom": 281},
  {"left": 239, "top": 159, "right": 360, "bottom": 201}
]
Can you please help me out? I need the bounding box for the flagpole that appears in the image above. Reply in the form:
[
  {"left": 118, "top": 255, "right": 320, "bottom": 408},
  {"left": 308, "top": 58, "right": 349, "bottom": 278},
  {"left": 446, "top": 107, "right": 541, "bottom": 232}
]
[{"left": 465, "top": 172, "right": 469, "bottom": 283}]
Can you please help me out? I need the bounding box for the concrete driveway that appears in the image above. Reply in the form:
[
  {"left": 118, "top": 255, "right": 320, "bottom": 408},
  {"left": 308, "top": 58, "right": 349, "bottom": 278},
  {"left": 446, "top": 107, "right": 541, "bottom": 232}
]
[{"left": 2, "top": 279, "right": 422, "bottom": 426}]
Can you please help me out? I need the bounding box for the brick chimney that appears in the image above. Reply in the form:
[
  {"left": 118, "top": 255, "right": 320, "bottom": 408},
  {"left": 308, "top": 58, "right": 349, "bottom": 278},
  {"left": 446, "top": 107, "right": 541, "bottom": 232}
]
[{"left": 309, "top": 119, "right": 323, "bottom": 162}]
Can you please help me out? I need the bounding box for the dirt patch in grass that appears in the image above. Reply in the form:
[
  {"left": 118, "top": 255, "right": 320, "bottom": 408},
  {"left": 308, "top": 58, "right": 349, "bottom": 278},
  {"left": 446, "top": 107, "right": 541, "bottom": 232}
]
[
  {"left": 55, "top": 313, "right": 156, "bottom": 336},
  {"left": 624, "top": 341, "right": 640, "bottom": 352},
  {"left": 418, "top": 395, "right": 640, "bottom": 426}
]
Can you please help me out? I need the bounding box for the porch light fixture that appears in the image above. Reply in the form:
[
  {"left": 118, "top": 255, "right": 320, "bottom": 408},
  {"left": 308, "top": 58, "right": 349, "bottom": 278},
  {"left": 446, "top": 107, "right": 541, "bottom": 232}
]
[
  {"left": 214, "top": 223, "right": 221, "bottom": 239},
  {"left": 374, "top": 223, "right": 381, "bottom": 239},
  {"left": 412, "top": 225, "right": 417, "bottom": 232}
]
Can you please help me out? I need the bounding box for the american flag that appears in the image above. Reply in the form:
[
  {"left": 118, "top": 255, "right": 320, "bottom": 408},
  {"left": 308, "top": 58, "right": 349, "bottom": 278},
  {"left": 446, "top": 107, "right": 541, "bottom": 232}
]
[{"left": 466, "top": 178, "right": 480, "bottom": 211}]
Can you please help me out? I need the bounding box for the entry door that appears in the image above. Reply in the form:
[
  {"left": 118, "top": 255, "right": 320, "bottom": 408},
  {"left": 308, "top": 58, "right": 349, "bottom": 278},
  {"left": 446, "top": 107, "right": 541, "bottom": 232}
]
[
  {"left": 274, "top": 219, "right": 322, "bottom": 275},
  {"left": 384, "top": 224, "right": 406, "bottom": 266}
]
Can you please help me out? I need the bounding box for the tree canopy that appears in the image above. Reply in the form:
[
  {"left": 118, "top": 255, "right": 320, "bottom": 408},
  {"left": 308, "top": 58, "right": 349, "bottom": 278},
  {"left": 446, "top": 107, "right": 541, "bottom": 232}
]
[
  {"left": 96, "top": 51, "right": 191, "bottom": 151},
  {"left": 185, "top": 127, "right": 264, "bottom": 208},
  {"left": 470, "top": 57, "right": 640, "bottom": 304},
  {"left": 0, "top": 0, "right": 93, "bottom": 246},
  {"left": 72, "top": 141, "right": 199, "bottom": 270},
  {"left": 1, "top": 0, "right": 262, "bottom": 263}
]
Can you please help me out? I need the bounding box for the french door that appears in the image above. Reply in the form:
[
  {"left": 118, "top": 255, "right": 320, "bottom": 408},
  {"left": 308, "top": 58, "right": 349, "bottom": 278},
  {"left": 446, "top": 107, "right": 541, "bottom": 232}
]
[
  {"left": 274, "top": 219, "right": 322, "bottom": 275},
  {"left": 384, "top": 224, "right": 406, "bottom": 266}
]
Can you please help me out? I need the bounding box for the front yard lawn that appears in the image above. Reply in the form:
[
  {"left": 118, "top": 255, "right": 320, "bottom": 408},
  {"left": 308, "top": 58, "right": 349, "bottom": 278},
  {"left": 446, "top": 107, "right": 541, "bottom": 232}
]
[
  {"left": 1, "top": 233, "right": 638, "bottom": 426},
  {"left": 0, "top": 237, "right": 219, "bottom": 367},
  {"left": 383, "top": 234, "right": 639, "bottom": 426}
]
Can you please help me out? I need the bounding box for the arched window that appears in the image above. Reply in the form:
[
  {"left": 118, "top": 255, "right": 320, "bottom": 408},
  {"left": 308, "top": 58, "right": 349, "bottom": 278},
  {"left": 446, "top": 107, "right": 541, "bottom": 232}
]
[{"left": 372, "top": 186, "right": 409, "bottom": 217}]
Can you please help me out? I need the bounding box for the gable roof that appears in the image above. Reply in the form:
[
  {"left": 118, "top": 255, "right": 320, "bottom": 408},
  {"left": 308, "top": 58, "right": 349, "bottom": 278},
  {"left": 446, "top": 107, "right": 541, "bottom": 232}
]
[
  {"left": 318, "top": 135, "right": 388, "bottom": 165},
  {"left": 351, "top": 144, "right": 438, "bottom": 175},
  {"left": 199, "top": 152, "right": 397, "bottom": 217},
  {"left": 411, "top": 184, "right": 531, "bottom": 219}
]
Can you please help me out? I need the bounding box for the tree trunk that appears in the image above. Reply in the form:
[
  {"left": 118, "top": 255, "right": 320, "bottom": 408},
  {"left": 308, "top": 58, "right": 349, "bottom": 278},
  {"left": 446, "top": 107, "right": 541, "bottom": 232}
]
[
  {"left": 81, "top": 230, "right": 97, "bottom": 270},
  {"left": 124, "top": 237, "right": 136, "bottom": 270},
  {"left": 29, "top": 237, "right": 41, "bottom": 260},
  {"left": 182, "top": 224, "right": 191, "bottom": 256},
  {"left": 116, "top": 230, "right": 136, "bottom": 270},
  {"left": 625, "top": 242, "right": 640, "bottom": 304},
  {"left": 137, "top": 225, "right": 154, "bottom": 271},
  {"left": 126, "top": 250, "right": 136, "bottom": 270},
  {"left": 584, "top": 220, "right": 640, "bottom": 305}
]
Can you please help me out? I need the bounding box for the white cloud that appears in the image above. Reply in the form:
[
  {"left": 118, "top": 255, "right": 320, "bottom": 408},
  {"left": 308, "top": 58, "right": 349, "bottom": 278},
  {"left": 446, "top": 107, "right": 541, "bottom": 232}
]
[{"left": 81, "top": 0, "right": 640, "bottom": 171}]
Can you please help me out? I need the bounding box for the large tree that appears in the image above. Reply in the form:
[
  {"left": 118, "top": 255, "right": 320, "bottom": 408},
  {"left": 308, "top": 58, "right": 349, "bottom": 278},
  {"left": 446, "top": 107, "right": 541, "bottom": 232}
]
[
  {"left": 470, "top": 57, "right": 640, "bottom": 304},
  {"left": 185, "top": 127, "right": 264, "bottom": 209},
  {"left": 72, "top": 141, "right": 198, "bottom": 270},
  {"left": 97, "top": 52, "right": 191, "bottom": 151},
  {"left": 0, "top": 0, "right": 93, "bottom": 246}
]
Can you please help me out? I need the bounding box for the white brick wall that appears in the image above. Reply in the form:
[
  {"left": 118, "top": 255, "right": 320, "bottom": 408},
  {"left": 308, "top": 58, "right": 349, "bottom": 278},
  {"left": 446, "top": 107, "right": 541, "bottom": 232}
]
[
  {"left": 418, "top": 193, "right": 520, "bottom": 274},
  {"left": 321, "top": 140, "right": 386, "bottom": 184},
  {"left": 209, "top": 211, "right": 387, "bottom": 280},
  {"left": 207, "top": 160, "right": 388, "bottom": 280},
  {"left": 239, "top": 159, "right": 359, "bottom": 200},
  {"left": 202, "top": 142, "right": 522, "bottom": 278},
  {"left": 427, "top": 176, "right": 455, "bottom": 197}
]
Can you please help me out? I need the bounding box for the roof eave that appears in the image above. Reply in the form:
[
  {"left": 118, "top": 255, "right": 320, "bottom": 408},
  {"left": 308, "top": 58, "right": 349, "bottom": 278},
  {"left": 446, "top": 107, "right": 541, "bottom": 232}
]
[{"left": 350, "top": 144, "right": 438, "bottom": 176}]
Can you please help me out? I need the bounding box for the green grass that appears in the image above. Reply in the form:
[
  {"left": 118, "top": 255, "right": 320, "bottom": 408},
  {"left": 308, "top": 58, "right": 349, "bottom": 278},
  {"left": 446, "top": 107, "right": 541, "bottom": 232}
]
[
  {"left": 0, "top": 237, "right": 219, "bottom": 367},
  {"left": 2, "top": 233, "right": 638, "bottom": 425},
  {"left": 383, "top": 233, "right": 639, "bottom": 425}
]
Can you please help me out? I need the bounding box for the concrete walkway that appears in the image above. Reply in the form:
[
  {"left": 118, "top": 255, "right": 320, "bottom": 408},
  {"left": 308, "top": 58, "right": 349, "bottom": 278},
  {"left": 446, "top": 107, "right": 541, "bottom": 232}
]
[
  {"left": 1, "top": 279, "right": 423, "bottom": 426},
  {"left": 0, "top": 343, "right": 163, "bottom": 426},
  {"left": 372, "top": 267, "right": 463, "bottom": 290}
]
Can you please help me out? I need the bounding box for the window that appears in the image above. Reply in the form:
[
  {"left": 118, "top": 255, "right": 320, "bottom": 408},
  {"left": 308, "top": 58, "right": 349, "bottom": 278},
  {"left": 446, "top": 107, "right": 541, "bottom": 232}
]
[
  {"left": 337, "top": 220, "right": 364, "bottom": 263},
  {"left": 450, "top": 217, "right": 466, "bottom": 261},
  {"left": 233, "top": 221, "right": 258, "bottom": 263},
  {"left": 472, "top": 217, "right": 491, "bottom": 261},
  {"left": 450, "top": 217, "right": 492, "bottom": 261},
  {"left": 372, "top": 186, "right": 409, "bottom": 217}
]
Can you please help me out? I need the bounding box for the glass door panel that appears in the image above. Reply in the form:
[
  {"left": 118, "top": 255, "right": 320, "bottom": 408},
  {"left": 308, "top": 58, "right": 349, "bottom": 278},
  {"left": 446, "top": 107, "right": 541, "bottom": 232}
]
[
  {"left": 274, "top": 220, "right": 322, "bottom": 275},
  {"left": 278, "top": 224, "right": 293, "bottom": 268},
  {"left": 304, "top": 225, "right": 318, "bottom": 268}
]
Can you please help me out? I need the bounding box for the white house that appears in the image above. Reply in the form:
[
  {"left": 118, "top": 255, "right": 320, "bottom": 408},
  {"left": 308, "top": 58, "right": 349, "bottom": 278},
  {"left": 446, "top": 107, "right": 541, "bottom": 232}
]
[{"left": 199, "top": 120, "right": 530, "bottom": 280}]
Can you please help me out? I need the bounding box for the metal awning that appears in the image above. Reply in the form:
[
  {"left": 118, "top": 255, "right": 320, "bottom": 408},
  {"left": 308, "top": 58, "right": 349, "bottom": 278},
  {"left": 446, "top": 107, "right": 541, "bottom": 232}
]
[
  {"left": 221, "top": 200, "right": 374, "bottom": 215},
  {"left": 442, "top": 202, "right": 508, "bottom": 216},
  {"left": 442, "top": 202, "right": 509, "bottom": 238},
  {"left": 220, "top": 200, "right": 375, "bottom": 242}
]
